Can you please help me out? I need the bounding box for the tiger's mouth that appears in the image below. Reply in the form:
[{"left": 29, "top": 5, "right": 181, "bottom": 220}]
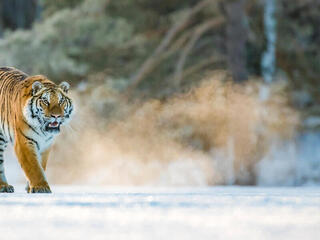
[
  {"left": 49, "top": 121, "right": 59, "bottom": 128},
  {"left": 45, "top": 121, "right": 61, "bottom": 132}
]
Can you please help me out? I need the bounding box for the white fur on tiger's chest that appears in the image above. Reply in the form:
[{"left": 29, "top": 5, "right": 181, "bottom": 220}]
[{"left": 28, "top": 130, "right": 56, "bottom": 153}]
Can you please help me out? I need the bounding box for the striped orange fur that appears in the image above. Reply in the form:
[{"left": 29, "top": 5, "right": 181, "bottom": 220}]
[{"left": 0, "top": 67, "right": 73, "bottom": 193}]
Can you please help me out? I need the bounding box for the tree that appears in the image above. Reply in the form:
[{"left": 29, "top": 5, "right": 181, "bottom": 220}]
[
  {"left": 261, "top": 0, "right": 277, "bottom": 84},
  {"left": 224, "top": 0, "right": 248, "bottom": 82},
  {"left": 0, "top": 0, "right": 39, "bottom": 31}
]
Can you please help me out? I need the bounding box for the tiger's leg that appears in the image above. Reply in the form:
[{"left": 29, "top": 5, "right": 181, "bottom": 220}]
[
  {"left": 15, "top": 138, "right": 51, "bottom": 193},
  {"left": 25, "top": 149, "right": 50, "bottom": 192},
  {"left": 0, "top": 133, "right": 14, "bottom": 193},
  {"left": 40, "top": 149, "right": 50, "bottom": 171}
]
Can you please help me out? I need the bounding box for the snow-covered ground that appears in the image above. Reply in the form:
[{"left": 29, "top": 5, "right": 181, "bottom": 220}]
[{"left": 0, "top": 186, "right": 319, "bottom": 240}]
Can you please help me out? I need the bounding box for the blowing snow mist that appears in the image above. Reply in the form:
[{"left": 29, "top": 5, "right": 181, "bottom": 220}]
[{"left": 38, "top": 72, "right": 320, "bottom": 186}]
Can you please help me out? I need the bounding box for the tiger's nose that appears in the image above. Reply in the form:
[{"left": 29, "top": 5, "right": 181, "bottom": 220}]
[{"left": 51, "top": 114, "right": 61, "bottom": 119}]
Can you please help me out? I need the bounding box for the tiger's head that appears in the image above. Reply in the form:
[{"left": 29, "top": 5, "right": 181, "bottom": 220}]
[{"left": 23, "top": 77, "right": 74, "bottom": 134}]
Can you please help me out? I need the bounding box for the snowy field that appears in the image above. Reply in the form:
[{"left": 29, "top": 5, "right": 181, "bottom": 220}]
[{"left": 0, "top": 186, "right": 319, "bottom": 240}]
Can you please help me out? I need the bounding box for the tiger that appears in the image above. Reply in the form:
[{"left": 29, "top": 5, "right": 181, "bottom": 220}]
[{"left": 0, "top": 67, "right": 73, "bottom": 193}]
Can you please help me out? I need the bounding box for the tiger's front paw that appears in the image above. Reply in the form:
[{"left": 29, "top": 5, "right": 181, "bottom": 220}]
[
  {"left": 28, "top": 183, "right": 51, "bottom": 193},
  {"left": 0, "top": 184, "right": 14, "bottom": 193}
]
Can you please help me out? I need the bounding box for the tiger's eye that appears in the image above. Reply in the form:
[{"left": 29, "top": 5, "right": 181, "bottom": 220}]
[{"left": 41, "top": 99, "right": 49, "bottom": 105}]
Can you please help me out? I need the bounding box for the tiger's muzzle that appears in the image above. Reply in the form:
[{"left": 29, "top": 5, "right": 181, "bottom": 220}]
[{"left": 44, "top": 115, "right": 64, "bottom": 133}]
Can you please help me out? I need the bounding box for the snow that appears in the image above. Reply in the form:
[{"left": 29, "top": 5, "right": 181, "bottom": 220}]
[{"left": 0, "top": 186, "right": 319, "bottom": 240}]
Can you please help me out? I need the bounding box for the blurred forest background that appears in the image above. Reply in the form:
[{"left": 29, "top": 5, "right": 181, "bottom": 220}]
[{"left": 0, "top": 0, "right": 319, "bottom": 186}]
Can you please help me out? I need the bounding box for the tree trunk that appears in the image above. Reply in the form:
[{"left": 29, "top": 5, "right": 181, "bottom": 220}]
[
  {"left": 224, "top": 0, "right": 248, "bottom": 82},
  {"left": 261, "top": 0, "right": 277, "bottom": 84},
  {"left": 0, "top": 0, "right": 39, "bottom": 30},
  {"left": 0, "top": 9, "right": 2, "bottom": 38}
]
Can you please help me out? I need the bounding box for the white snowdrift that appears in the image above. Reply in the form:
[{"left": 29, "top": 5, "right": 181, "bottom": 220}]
[{"left": 0, "top": 186, "right": 319, "bottom": 240}]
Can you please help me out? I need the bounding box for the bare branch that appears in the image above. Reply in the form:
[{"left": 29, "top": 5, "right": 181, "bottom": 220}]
[
  {"left": 125, "top": 0, "right": 214, "bottom": 96},
  {"left": 180, "top": 55, "right": 226, "bottom": 80},
  {"left": 161, "top": 29, "right": 194, "bottom": 60},
  {"left": 173, "top": 17, "right": 225, "bottom": 87}
]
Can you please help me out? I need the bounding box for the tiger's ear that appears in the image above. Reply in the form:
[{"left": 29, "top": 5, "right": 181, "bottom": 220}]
[
  {"left": 32, "top": 81, "right": 43, "bottom": 95},
  {"left": 59, "top": 82, "right": 70, "bottom": 93}
]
